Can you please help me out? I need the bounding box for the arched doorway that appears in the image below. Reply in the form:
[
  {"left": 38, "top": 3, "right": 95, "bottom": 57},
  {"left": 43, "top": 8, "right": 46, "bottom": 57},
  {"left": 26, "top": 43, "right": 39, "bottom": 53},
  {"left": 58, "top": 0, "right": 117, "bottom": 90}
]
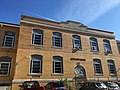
[
  {"left": 74, "top": 65, "right": 86, "bottom": 79},
  {"left": 74, "top": 65, "right": 86, "bottom": 89}
]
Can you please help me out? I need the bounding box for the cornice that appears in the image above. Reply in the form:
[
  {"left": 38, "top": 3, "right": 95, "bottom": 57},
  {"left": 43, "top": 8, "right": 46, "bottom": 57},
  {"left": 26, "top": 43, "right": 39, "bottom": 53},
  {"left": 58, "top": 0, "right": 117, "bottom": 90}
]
[{"left": 20, "top": 20, "right": 115, "bottom": 39}]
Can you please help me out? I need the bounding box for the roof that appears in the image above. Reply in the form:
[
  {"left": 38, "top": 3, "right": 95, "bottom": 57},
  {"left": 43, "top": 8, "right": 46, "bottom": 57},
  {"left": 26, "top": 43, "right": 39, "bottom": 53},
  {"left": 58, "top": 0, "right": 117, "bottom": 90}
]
[
  {"left": 21, "top": 15, "right": 114, "bottom": 34},
  {"left": 0, "top": 22, "right": 19, "bottom": 28}
]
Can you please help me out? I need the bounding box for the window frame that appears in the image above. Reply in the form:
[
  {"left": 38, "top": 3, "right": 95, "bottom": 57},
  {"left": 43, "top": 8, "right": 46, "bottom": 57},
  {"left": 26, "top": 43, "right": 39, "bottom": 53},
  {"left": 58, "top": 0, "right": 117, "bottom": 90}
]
[
  {"left": 93, "top": 59, "right": 103, "bottom": 75},
  {"left": 107, "top": 60, "right": 116, "bottom": 75},
  {"left": 0, "top": 62, "right": 11, "bottom": 76},
  {"left": 72, "top": 35, "right": 82, "bottom": 50},
  {"left": 32, "top": 30, "right": 43, "bottom": 46},
  {"left": 90, "top": 37, "right": 99, "bottom": 52},
  {"left": 53, "top": 56, "right": 63, "bottom": 74},
  {"left": 103, "top": 39, "right": 112, "bottom": 53},
  {"left": 30, "top": 55, "right": 42, "bottom": 74},
  {"left": 52, "top": 32, "right": 62, "bottom": 48},
  {"left": 2, "top": 32, "right": 15, "bottom": 48}
]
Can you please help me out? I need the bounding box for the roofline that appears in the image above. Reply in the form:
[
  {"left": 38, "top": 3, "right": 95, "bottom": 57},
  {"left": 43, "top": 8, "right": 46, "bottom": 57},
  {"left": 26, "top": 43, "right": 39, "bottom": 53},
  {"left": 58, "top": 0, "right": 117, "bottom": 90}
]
[
  {"left": 21, "top": 15, "right": 60, "bottom": 24},
  {"left": 0, "top": 22, "right": 20, "bottom": 28},
  {"left": 21, "top": 20, "right": 115, "bottom": 39},
  {"left": 21, "top": 15, "right": 114, "bottom": 34},
  {"left": 88, "top": 28, "right": 114, "bottom": 34}
]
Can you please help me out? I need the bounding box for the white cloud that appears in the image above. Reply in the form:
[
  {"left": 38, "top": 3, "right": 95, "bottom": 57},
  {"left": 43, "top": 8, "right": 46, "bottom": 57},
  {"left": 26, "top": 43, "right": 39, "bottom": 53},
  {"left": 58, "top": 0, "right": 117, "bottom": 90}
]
[{"left": 57, "top": 0, "right": 120, "bottom": 23}]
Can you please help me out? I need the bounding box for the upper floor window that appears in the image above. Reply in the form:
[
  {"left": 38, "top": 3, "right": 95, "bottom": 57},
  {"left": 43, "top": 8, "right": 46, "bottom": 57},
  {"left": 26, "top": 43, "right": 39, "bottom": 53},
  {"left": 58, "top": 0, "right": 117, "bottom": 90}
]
[
  {"left": 0, "top": 56, "right": 11, "bottom": 76},
  {"left": 103, "top": 39, "right": 112, "bottom": 53},
  {"left": 107, "top": 60, "right": 116, "bottom": 75},
  {"left": 52, "top": 32, "right": 62, "bottom": 47},
  {"left": 32, "top": 29, "right": 43, "bottom": 45},
  {"left": 30, "top": 55, "right": 42, "bottom": 74},
  {"left": 90, "top": 37, "right": 99, "bottom": 52},
  {"left": 93, "top": 59, "right": 103, "bottom": 75},
  {"left": 72, "top": 35, "right": 82, "bottom": 50},
  {"left": 53, "top": 56, "right": 63, "bottom": 74},
  {"left": 2, "top": 32, "right": 15, "bottom": 48}
]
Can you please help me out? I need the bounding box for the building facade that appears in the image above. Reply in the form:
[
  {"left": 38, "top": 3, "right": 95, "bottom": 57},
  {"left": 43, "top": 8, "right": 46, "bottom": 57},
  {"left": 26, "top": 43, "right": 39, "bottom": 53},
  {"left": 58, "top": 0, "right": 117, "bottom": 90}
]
[{"left": 0, "top": 15, "right": 120, "bottom": 90}]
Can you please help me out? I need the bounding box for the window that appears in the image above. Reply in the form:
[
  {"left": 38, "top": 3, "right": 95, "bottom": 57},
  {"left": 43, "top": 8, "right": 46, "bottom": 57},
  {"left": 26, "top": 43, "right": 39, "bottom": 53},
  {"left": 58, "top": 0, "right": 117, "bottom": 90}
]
[
  {"left": 74, "top": 65, "right": 86, "bottom": 77},
  {"left": 107, "top": 60, "right": 116, "bottom": 75},
  {"left": 30, "top": 55, "right": 42, "bottom": 74},
  {"left": 103, "top": 39, "right": 112, "bottom": 53},
  {"left": 90, "top": 37, "right": 99, "bottom": 51},
  {"left": 53, "top": 56, "right": 63, "bottom": 74},
  {"left": 72, "top": 35, "right": 82, "bottom": 49},
  {"left": 32, "top": 29, "right": 43, "bottom": 45},
  {"left": 52, "top": 32, "right": 62, "bottom": 47},
  {"left": 2, "top": 32, "right": 15, "bottom": 48},
  {"left": 0, "top": 56, "right": 11, "bottom": 76},
  {"left": 93, "top": 59, "right": 103, "bottom": 74}
]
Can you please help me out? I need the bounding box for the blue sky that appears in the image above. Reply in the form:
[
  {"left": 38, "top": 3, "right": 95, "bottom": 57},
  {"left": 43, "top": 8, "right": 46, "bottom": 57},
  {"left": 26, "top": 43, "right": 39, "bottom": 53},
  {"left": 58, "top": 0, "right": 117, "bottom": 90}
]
[{"left": 0, "top": 0, "right": 120, "bottom": 40}]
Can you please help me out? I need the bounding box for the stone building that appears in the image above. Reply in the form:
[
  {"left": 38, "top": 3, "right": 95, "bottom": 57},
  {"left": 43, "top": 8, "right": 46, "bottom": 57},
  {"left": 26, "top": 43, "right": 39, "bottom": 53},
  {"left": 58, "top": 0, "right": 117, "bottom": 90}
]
[{"left": 0, "top": 15, "right": 120, "bottom": 90}]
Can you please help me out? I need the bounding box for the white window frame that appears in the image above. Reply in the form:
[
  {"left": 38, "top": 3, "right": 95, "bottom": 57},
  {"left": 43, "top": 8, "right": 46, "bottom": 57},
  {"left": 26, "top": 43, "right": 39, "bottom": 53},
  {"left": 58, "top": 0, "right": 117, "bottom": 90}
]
[
  {"left": 93, "top": 60, "right": 103, "bottom": 74},
  {"left": 52, "top": 32, "right": 62, "bottom": 47},
  {"left": 30, "top": 59, "right": 42, "bottom": 74},
  {"left": 53, "top": 56, "right": 63, "bottom": 74},
  {"left": 72, "top": 35, "right": 81, "bottom": 49},
  {"left": 3, "top": 35, "right": 14, "bottom": 48},
  {"left": 108, "top": 60, "right": 116, "bottom": 75},
  {"left": 90, "top": 38, "right": 98, "bottom": 51},
  {"left": 103, "top": 40, "right": 111, "bottom": 53},
  {"left": 0, "top": 62, "right": 11, "bottom": 76},
  {"left": 32, "top": 32, "right": 43, "bottom": 45}
]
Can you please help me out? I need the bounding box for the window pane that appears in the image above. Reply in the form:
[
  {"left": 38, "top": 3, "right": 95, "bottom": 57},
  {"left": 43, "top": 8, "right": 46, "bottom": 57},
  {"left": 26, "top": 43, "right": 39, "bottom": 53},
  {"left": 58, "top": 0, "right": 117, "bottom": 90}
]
[
  {"left": 32, "top": 30, "right": 43, "bottom": 45},
  {"left": 53, "top": 56, "right": 63, "bottom": 74},
  {"left": 3, "top": 35, "right": 15, "bottom": 48},
  {"left": 103, "top": 40, "right": 111, "bottom": 53},
  {"left": 72, "top": 35, "right": 81, "bottom": 49},
  {"left": 30, "top": 55, "right": 42, "bottom": 74},
  {"left": 108, "top": 60, "right": 116, "bottom": 74},
  {"left": 52, "top": 32, "right": 62, "bottom": 47},
  {"left": 90, "top": 38, "right": 98, "bottom": 51},
  {"left": 93, "top": 59, "right": 103, "bottom": 74},
  {"left": 0, "top": 63, "right": 10, "bottom": 75}
]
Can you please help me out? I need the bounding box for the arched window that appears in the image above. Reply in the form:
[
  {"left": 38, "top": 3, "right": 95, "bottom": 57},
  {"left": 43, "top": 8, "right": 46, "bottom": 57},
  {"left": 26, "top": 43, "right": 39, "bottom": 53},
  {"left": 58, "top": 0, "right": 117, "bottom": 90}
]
[
  {"left": 52, "top": 32, "right": 62, "bottom": 47},
  {"left": 103, "top": 39, "right": 112, "bottom": 53},
  {"left": 93, "top": 59, "right": 103, "bottom": 74},
  {"left": 30, "top": 55, "right": 42, "bottom": 74},
  {"left": 107, "top": 60, "right": 116, "bottom": 75},
  {"left": 0, "top": 56, "right": 12, "bottom": 75},
  {"left": 2, "top": 31, "right": 15, "bottom": 48},
  {"left": 74, "top": 65, "right": 86, "bottom": 77},
  {"left": 32, "top": 29, "right": 43, "bottom": 45},
  {"left": 72, "top": 35, "right": 82, "bottom": 49},
  {"left": 53, "top": 56, "right": 63, "bottom": 74},
  {"left": 90, "top": 37, "right": 99, "bottom": 51}
]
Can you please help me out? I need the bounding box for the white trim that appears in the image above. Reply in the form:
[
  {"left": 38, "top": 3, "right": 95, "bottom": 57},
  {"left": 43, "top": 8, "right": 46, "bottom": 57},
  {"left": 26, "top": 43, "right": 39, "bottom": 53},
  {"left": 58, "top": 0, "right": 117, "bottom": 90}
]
[{"left": 12, "top": 78, "right": 73, "bottom": 83}]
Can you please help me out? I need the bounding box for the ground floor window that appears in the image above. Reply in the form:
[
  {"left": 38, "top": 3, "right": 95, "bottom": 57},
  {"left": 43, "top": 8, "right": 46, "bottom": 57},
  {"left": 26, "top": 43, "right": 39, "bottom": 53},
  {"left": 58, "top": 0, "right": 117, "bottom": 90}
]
[
  {"left": 53, "top": 56, "right": 63, "bottom": 74},
  {"left": 30, "top": 55, "right": 42, "bottom": 74},
  {"left": 0, "top": 56, "right": 11, "bottom": 76},
  {"left": 93, "top": 59, "right": 103, "bottom": 75},
  {"left": 108, "top": 60, "right": 116, "bottom": 75}
]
